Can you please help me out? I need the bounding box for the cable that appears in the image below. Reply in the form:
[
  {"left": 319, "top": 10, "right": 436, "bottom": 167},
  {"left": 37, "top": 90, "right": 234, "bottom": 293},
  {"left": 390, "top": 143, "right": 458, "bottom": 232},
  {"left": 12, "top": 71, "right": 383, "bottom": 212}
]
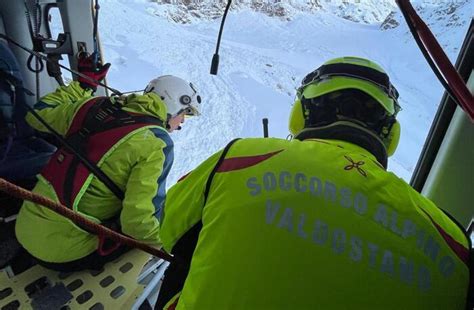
[
  {"left": 210, "top": 0, "right": 232, "bottom": 75},
  {"left": 92, "top": 0, "right": 101, "bottom": 66},
  {"left": 119, "top": 88, "right": 145, "bottom": 95},
  {"left": 34, "top": 0, "right": 41, "bottom": 36},
  {"left": 24, "top": 0, "right": 44, "bottom": 101},
  {"left": 26, "top": 53, "right": 43, "bottom": 73}
]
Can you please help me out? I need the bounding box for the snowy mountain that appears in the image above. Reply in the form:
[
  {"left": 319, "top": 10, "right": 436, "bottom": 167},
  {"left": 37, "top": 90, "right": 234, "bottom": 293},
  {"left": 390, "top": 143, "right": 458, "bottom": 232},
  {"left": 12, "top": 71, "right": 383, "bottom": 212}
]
[
  {"left": 99, "top": 0, "right": 472, "bottom": 185},
  {"left": 146, "top": 0, "right": 472, "bottom": 26},
  {"left": 147, "top": 0, "right": 397, "bottom": 23},
  {"left": 382, "top": 0, "right": 472, "bottom": 55}
]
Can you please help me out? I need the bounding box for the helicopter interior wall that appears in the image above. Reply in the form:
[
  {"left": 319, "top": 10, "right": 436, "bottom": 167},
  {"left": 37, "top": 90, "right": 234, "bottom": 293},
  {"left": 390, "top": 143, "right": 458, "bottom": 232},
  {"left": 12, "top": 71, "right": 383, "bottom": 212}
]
[
  {"left": 0, "top": 0, "right": 60, "bottom": 107},
  {"left": 1, "top": 0, "right": 108, "bottom": 101},
  {"left": 0, "top": 2, "right": 59, "bottom": 182},
  {"left": 55, "top": 0, "right": 107, "bottom": 96},
  {"left": 0, "top": 0, "right": 111, "bottom": 181},
  {"left": 418, "top": 23, "right": 474, "bottom": 232},
  {"left": 422, "top": 74, "right": 474, "bottom": 230}
]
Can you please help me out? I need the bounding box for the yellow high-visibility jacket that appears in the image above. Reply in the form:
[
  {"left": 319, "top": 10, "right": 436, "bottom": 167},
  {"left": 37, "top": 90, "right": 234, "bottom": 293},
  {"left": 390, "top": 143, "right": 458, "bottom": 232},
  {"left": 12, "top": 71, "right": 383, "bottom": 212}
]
[
  {"left": 16, "top": 82, "right": 172, "bottom": 263},
  {"left": 160, "top": 137, "right": 470, "bottom": 309}
]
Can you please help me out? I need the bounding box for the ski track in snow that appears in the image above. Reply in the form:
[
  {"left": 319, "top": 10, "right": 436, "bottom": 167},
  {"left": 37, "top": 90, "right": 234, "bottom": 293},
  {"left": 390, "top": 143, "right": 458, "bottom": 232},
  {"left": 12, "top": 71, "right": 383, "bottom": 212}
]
[{"left": 99, "top": 0, "right": 471, "bottom": 186}]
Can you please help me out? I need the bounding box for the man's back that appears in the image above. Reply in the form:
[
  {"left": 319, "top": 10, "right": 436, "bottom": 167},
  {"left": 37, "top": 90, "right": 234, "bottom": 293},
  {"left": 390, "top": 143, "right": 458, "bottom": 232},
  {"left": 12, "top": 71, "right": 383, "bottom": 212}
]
[
  {"left": 16, "top": 83, "right": 172, "bottom": 263},
  {"left": 160, "top": 137, "right": 470, "bottom": 309}
]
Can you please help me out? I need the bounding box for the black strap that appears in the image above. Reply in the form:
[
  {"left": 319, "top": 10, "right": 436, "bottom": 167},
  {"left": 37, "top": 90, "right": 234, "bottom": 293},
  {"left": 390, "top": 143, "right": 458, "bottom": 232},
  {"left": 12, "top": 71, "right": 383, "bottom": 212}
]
[
  {"left": 66, "top": 98, "right": 162, "bottom": 151},
  {"left": 437, "top": 204, "right": 473, "bottom": 309},
  {"left": 203, "top": 138, "right": 240, "bottom": 204},
  {"left": 155, "top": 138, "right": 240, "bottom": 309},
  {"left": 468, "top": 248, "right": 474, "bottom": 310},
  {"left": 63, "top": 157, "right": 81, "bottom": 207},
  {"left": 155, "top": 222, "right": 202, "bottom": 310}
]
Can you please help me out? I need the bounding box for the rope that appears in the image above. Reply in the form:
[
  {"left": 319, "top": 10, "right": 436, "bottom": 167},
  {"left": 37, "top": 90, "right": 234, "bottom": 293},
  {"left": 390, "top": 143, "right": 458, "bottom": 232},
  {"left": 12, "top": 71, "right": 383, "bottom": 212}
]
[{"left": 0, "top": 178, "right": 174, "bottom": 263}]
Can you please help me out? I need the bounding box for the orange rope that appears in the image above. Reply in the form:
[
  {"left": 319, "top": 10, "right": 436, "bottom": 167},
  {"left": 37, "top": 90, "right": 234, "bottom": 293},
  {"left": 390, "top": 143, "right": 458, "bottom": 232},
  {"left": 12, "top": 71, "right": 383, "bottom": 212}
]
[{"left": 0, "top": 178, "right": 174, "bottom": 262}]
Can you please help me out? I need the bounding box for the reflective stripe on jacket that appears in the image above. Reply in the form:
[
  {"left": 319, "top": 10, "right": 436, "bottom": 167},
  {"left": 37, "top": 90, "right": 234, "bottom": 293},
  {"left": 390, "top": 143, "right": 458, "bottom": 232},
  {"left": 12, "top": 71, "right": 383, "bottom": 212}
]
[
  {"left": 160, "top": 137, "right": 470, "bottom": 310},
  {"left": 16, "top": 82, "right": 173, "bottom": 263}
]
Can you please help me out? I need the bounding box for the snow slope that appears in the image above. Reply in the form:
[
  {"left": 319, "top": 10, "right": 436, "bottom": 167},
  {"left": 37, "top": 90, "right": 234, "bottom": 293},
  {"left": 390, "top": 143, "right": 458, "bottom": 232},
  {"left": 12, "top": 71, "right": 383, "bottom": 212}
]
[
  {"left": 98, "top": 0, "right": 472, "bottom": 185},
  {"left": 146, "top": 0, "right": 397, "bottom": 24}
]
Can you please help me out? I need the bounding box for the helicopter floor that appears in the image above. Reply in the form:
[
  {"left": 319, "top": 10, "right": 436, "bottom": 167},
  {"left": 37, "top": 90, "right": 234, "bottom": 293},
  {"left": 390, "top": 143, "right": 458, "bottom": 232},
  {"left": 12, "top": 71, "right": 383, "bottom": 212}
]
[{"left": 0, "top": 249, "right": 165, "bottom": 310}]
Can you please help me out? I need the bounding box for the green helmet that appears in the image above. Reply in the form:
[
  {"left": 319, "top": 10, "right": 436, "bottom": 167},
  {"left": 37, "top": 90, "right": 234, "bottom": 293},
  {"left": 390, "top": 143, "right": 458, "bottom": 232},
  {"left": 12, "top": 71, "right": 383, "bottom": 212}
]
[
  {"left": 289, "top": 56, "right": 401, "bottom": 165},
  {"left": 301, "top": 57, "right": 400, "bottom": 113}
]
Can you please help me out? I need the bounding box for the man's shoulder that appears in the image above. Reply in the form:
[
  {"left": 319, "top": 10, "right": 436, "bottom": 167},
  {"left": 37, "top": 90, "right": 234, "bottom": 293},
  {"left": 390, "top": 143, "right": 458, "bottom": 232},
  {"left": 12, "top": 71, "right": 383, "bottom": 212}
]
[
  {"left": 149, "top": 127, "right": 172, "bottom": 145},
  {"left": 122, "top": 92, "right": 168, "bottom": 121},
  {"left": 383, "top": 170, "right": 438, "bottom": 209},
  {"left": 233, "top": 137, "right": 291, "bottom": 149},
  {"left": 126, "top": 126, "right": 172, "bottom": 148},
  {"left": 117, "top": 127, "right": 172, "bottom": 162}
]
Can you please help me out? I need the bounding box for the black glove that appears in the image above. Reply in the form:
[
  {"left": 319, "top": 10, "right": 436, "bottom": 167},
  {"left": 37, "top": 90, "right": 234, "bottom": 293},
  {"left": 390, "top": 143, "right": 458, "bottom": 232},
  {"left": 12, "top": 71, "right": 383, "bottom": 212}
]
[{"left": 77, "top": 53, "right": 110, "bottom": 91}]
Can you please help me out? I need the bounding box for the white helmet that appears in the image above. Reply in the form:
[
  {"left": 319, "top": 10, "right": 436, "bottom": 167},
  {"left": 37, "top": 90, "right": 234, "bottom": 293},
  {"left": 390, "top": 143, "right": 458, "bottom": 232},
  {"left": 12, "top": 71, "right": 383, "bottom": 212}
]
[{"left": 144, "top": 75, "right": 201, "bottom": 117}]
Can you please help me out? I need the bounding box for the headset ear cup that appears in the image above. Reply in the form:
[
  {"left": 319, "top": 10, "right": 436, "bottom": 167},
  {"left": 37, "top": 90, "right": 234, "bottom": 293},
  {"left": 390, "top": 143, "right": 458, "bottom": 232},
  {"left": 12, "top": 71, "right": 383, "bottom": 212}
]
[
  {"left": 289, "top": 99, "right": 305, "bottom": 135},
  {"left": 386, "top": 120, "right": 400, "bottom": 157}
]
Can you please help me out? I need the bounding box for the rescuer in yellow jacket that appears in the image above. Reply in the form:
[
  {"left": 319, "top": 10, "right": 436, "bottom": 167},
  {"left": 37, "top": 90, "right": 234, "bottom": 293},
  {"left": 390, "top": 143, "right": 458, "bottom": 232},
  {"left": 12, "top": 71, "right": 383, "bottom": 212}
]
[
  {"left": 155, "top": 57, "right": 471, "bottom": 309},
  {"left": 15, "top": 56, "right": 202, "bottom": 271}
]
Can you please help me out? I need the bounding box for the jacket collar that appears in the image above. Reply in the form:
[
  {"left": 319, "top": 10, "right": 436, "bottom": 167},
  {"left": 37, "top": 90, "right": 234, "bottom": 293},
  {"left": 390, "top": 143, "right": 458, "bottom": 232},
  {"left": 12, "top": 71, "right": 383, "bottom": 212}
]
[
  {"left": 119, "top": 92, "right": 168, "bottom": 123},
  {"left": 295, "top": 121, "right": 388, "bottom": 169}
]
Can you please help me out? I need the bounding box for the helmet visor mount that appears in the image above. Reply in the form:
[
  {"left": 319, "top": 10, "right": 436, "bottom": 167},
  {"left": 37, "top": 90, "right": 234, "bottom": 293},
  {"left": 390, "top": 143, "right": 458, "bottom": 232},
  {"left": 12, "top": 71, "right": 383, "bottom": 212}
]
[
  {"left": 299, "top": 63, "right": 400, "bottom": 113},
  {"left": 144, "top": 76, "right": 202, "bottom": 118},
  {"left": 177, "top": 84, "right": 202, "bottom": 117},
  {"left": 181, "top": 106, "right": 199, "bottom": 117}
]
